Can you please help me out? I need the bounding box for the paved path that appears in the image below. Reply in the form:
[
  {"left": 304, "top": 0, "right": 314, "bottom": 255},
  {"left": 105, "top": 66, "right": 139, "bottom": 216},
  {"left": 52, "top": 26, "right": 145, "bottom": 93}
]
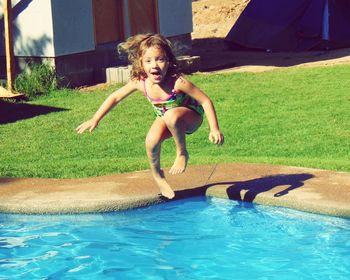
[
  {"left": 0, "top": 163, "right": 349, "bottom": 217},
  {"left": 194, "top": 44, "right": 350, "bottom": 73}
]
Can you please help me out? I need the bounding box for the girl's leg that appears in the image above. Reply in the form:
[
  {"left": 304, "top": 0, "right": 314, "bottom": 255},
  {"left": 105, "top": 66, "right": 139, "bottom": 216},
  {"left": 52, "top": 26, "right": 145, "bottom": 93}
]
[
  {"left": 163, "top": 107, "right": 202, "bottom": 175},
  {"left": 145, "top": 117, "right": 175, "bottom": 199}
]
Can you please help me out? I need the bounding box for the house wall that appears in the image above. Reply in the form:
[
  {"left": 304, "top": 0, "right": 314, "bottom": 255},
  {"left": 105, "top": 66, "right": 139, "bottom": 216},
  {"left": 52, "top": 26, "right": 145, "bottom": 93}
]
[
  {"left": 51, "top": 0, "right": 95, "bottom": 56},
  {"left": 1, "top": 0, "right": 193, "bottom": 57},
  {"left": 0, "top": 0, "right": 95, "bottom": 57},
  {"left": 157, "top": 0, "right": 193, "bottom": 37},
  {"left": 123, "top": 0, "right": 131, "bottom": 38},
  {"left": 0, "top": 0, "right": 55, "bottom": 56},
  {"left": 122, "top": 0, "right": 192, "bottom": 38},
  {"left": 1, "top": 0, "right": 194, "bottom": 86}
]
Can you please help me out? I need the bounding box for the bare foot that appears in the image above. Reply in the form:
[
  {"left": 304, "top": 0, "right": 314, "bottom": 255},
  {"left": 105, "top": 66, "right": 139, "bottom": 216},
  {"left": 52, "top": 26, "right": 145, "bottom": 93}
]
[
  {"left": 169, "top": 152, "right": 189, "bottom": 175},
  {"left": 155, "top": 176, "right": 175, "bottom": 199}
]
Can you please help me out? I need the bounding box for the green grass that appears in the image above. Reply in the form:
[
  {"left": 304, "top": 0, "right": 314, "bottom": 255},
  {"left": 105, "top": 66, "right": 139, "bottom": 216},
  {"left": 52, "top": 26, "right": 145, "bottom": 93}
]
[{"left": 0, "top": 65, "right": 349, "bottom": 178}]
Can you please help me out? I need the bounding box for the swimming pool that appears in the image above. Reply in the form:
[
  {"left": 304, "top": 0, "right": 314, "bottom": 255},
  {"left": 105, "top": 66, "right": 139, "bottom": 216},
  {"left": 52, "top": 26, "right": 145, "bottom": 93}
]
[{"left": 1, "top": 197, "right": 349, "bottom": 279}]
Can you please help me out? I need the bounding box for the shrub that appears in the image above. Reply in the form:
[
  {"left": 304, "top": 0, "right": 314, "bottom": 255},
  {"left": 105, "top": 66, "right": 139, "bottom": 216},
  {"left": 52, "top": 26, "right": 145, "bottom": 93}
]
[{"left": 14, "top": 63, "right": 59, "bottom": 99}]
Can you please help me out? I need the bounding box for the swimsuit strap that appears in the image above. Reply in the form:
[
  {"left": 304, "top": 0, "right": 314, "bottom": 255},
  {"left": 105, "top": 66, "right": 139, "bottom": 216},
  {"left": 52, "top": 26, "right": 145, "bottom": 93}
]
[
  {"left": 142, "top": 79, "right": 148, "bottom": 98},
  {"left": 143, "top": 78, "right": 178, "bottom": 102}
]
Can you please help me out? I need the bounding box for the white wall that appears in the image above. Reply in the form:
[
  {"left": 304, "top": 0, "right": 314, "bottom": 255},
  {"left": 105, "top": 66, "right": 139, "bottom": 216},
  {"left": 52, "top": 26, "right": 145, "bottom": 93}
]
[
  {"left": 0, "top": 0, "right": 95, "bottom": 57},
  {"left": 0, "top": 0, "right": 55, "bottom": 56},
  {"left": 51, "top": 0, "right": 95, "bottom": 56},
  {"left": 157, "top": 0, "right": 193, "bottom": 37}
]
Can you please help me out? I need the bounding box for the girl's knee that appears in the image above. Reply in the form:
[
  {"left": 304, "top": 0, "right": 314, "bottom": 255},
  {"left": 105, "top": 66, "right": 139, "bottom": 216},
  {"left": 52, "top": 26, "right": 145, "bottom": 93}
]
[
  {"left": 164, "top": 108, "right": 202, "bottom": 134},
  {"left": 145, "top": 134, "right": 161, "bottom": 152},
  {"left": 163, "top": 109, "right": 183, "bottom": 128}
]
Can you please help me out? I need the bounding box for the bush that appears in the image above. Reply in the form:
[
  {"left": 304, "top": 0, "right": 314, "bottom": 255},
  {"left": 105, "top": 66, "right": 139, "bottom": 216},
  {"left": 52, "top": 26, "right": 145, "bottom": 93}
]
[{"left": 14, "top": 63, "right": 59, "bottom": 99}]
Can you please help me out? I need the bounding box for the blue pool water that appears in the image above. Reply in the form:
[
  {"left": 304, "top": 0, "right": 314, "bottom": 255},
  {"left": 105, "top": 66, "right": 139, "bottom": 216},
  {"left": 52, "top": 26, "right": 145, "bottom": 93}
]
[{"left": 0, "top": 197, "right": 349, "bottom": 279}]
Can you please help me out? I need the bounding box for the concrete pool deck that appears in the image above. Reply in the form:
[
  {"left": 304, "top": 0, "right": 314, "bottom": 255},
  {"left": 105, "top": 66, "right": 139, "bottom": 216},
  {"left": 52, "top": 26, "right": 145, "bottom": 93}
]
[{"left": 0, "top": 163, "right": 349, "bottom": 217}]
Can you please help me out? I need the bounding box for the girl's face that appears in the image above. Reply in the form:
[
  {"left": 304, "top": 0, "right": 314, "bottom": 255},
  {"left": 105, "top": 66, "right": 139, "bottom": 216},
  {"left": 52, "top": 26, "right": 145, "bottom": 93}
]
[{"left": 141, "top": 46, "right": 169, "bottom": 84}]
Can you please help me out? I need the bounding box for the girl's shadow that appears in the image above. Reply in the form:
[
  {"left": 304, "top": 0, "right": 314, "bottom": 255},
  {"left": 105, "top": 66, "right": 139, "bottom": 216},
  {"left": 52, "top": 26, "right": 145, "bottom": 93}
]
[
  {"left": 224, "top": 173, "right": 314, "bottom": 202},
  {"left": 174, "top": 173, "right": 314, "bottom": 202}
]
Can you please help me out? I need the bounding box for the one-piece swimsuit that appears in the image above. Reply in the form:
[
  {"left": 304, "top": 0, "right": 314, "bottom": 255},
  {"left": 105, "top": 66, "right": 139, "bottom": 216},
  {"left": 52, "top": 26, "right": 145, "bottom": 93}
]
[{"left": 143, "top": 79, "right": 204, "bottom": 118}]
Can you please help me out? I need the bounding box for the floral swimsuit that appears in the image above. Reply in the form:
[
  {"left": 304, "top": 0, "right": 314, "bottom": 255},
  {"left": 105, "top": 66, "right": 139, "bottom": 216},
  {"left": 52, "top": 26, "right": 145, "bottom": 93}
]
[{"left": 143, "top": 79, "right": 204, "bottom": 118}]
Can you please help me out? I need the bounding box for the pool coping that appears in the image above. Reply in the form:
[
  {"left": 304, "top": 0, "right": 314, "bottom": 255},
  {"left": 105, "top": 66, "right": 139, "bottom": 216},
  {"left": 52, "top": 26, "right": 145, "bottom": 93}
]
[{"left": 0, "top": 163, "right": 349, "bottom": 217}]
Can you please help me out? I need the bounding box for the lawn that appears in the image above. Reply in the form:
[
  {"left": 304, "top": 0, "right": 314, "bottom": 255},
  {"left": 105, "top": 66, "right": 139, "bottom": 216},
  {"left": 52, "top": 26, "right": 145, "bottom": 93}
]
[{"left": 0, "top": 64, "right": 349, "bottom": 178}]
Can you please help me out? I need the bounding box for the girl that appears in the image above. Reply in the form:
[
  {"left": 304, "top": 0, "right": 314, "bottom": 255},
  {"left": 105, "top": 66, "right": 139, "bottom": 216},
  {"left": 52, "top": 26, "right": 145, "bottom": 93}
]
[{"left": 76, "top": 34, "right": 224, "bottom": 199}]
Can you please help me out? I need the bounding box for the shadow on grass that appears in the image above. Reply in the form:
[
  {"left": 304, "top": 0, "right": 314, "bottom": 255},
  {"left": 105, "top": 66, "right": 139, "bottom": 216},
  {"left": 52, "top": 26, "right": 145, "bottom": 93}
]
[
  {"left": 0, "top": 100, "right": 68, "bottom": 124},
  {"left": 174, "top": 173, "right": 314, "bottom": 202}
]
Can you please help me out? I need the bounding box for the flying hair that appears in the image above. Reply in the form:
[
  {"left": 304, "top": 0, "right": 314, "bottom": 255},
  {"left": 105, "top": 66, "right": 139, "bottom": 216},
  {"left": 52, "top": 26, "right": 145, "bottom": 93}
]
[{"left": 118, "top": 33, "right": 179, "bottom": 80}]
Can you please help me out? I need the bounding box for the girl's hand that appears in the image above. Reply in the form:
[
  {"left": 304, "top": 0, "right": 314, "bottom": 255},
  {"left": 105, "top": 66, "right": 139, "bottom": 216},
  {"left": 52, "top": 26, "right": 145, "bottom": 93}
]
[
  {"left": 76, "top": 119, "right": 99, "bottom": 134},
  {"left": 209, "top": 130, "right": 224, "bottom": 145}
]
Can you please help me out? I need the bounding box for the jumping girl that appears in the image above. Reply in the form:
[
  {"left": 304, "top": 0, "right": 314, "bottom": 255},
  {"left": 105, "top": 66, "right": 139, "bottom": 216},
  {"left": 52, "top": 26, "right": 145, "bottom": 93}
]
[{"left": 76, "top": 33, "right": 224, "bottom": 199}]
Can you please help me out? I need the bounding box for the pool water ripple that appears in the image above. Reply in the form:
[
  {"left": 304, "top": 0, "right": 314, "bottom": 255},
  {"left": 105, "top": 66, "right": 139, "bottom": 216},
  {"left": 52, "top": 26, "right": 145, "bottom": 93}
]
[{"left": 0, "top": 197, "right": 349, "bottom": 279}]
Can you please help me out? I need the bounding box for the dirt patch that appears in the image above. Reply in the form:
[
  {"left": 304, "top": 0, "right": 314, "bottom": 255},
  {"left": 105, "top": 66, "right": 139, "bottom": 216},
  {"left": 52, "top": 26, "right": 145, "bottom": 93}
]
[
  {"left": 192, "top": 0, "right": 250, "bottom": 39},
  {"left": 191, "top": 0, "right": 350, "bottom": 73}
]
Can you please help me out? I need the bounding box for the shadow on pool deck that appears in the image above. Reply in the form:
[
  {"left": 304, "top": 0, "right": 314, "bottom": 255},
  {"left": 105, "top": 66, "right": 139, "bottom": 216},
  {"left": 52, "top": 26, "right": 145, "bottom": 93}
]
[
  {"left": 0, "top": 163, "right": 349, "bottom": 217},
  {"left": 175, "top": 173, "right": 314, "bottom": 201},
  {"left": 226, "top": 173, "right": 314, "bottom": 201}
]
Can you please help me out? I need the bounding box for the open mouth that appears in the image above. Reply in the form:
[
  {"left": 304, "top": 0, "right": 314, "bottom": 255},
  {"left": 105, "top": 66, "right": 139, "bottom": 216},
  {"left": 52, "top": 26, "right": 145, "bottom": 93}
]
[{"left": 150, "top": 70, "right": 162, "bottom": 81}]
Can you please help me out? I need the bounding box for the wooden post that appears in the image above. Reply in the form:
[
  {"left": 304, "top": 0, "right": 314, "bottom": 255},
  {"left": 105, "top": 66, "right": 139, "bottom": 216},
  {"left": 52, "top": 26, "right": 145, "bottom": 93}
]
[{"left": 4, "top": 0, "right": 15, "bottom": 92}]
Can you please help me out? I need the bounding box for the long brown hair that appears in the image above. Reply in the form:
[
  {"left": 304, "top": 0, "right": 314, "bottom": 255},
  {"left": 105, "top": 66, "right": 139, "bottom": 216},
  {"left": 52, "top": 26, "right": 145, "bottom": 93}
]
[{"left": 118, "top": 33, "right": 178, "bottom": 80}]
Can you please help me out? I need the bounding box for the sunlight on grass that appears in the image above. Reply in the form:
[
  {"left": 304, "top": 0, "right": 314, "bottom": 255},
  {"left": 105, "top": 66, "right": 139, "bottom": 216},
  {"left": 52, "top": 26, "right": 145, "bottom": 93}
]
[{"left": 0, "top": 65, "right": 349, "bottom": 178}]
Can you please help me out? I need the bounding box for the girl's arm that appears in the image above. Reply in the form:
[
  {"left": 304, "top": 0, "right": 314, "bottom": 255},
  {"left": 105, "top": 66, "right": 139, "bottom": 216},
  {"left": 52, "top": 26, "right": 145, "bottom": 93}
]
[
  {"left": 175, "top": 76, "right": 224, "bottom": 145},
  {"left": 76, "top": 80, "right": 139, "bottom": 134}
]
